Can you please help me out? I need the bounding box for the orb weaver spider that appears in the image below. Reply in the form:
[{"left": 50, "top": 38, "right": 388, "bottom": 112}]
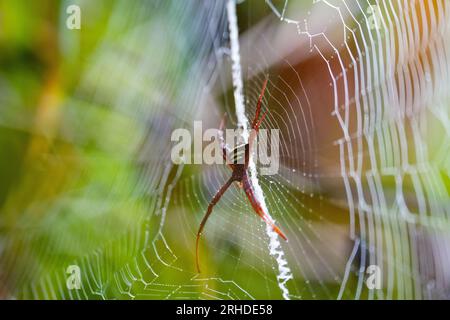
[{"left": 196, "top": 78, "right": 287, "bottom": 273}]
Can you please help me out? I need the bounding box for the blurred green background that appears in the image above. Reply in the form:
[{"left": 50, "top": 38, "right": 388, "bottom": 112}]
[{"left": 1, "top": 0, "right": 449, "bottom": 300}]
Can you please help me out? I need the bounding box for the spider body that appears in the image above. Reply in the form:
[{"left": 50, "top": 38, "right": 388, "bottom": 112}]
[
  {"left": 229, "top": 145, "right": 247, "bottom": 182},
  {"left": 196, "top": 78, "right": 287, "bottom": 273},
  {"left": 229, "top": 143, "right": 247, "bottom": 165}
]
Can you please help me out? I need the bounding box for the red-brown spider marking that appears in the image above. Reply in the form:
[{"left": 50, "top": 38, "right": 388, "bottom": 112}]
[{"left": 196, "top": 78, "right": 287, "bottom": 273}]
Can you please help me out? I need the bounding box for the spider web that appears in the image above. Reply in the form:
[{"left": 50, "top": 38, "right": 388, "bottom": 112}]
[{"left": 0, "top": 0, "right": 449, "bottom": 300}]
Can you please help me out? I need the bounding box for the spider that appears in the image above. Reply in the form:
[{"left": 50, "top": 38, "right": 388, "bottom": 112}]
[{"left": 196, "top": 78, "right": 287, "bottom": 273}]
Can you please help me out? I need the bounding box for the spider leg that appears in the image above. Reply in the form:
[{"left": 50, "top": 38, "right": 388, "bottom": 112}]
[
  {"left": 251, "top": 77, "right": 268, "bottom": 129},
  {"left": 218, "top": 113, "right": 234, "bottom": 170},
  {"left": 196, "top": 176, "right": 235, "bottom": 273},
  {"left": 242, "top": 176, "right": 287, "bottom": 241},
  {"left": 247, "top": 78, "right": 269, "bottom": 169},
  {"left": 253, "top": 110, "right": 267, "bottom": 132},
  {"left": 246, "top": 110, "right": 268, "bottom": 168}
]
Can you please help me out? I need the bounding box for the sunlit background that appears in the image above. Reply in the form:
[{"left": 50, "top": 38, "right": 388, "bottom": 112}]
[{"left": 0, "top": 0, "right": 449, "bottom": 299}]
